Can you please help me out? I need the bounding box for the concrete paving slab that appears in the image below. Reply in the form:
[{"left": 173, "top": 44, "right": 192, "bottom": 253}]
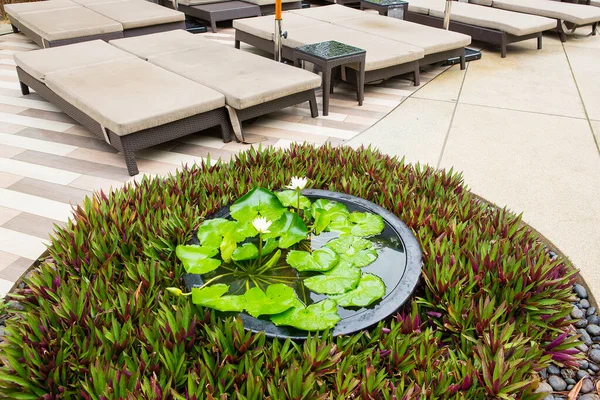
[
  {"left": 564, "top": 46, "right": 600, "bottom": 121},
  {"left": 413, "top": 64, "right": 466, "bottom": 103},
  {"left": 346, "top": 98, "right": 455, "bottom": 167},
  {"left": 591, "top": 120, "right": 600, "bottom": 149},
  {"left": 459, "top": 45, "right": 586, "bottom": 119},
  {"left": 440, "top": 103, "right": 600, "bottom": 298}
]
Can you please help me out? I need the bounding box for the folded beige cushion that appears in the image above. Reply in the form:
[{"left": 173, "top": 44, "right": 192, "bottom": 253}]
[
  {"left": 492, "top": 0, "right": 600, "bottom": 25},
  {"left": 16, "top": 7, "right": 123, "bottom": 42},
  {"left": 243, "top": 0, "right": 298, "bottom": 5},
  {"left": 45, "top": 58, "right": 225, "bottom": 136},
  {"left": 428, "top": 1, "right": 556, "bottom": 36},
  {"left": 5, "top": 0, "right": 79, "bottom": 17},
  {"left": 111, "top": 29, "right": 214, "bottom": 59},
  {"left": 14, "top": 39, "right": 134, "bottom": 81},
  {"left": 149, "top": 44, "right": 321, "bottom": 109},
  {"left": 177, "top": 0, "right": 230, "bottom": 5},
  {"left": 335, "top": 15, "right": 471, "bottom": 55},
  {"left": 71, "top": 0, "right": 131, "bottom": 5},
  {"left": 468, "top": 0, "right": 492, "bottom": 6},
  {"left": 86, "top": 0, "right": 184, "bottom": 29},
  {"left": 283, "top": 25, "right": 424, "bottom": 71},
  {"left": 288, "top": 3, "right": 365, "bottom": 20},
  {"left": 406, "top": 0, "right": 443, "bottom": 14},
  {"left": 233, "top": 12, "right": 327, "bottom": 41}
]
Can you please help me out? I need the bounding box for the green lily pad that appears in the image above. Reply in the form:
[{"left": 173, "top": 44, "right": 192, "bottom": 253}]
[
  {"left": 270, "top": 299, "right": 341, "bottom": 331},
  {"left": 231, "top": 243, "right": 259, "bottom": 261},
  {"left": 349, "top": 212, "right": 385, "bottom": 237},
  {"left": 275, "top": 190, "right": 312, "bottom": 210},
  {"left": 191, "top": 284, "right": 246, "bottom": 312},
  {"left": 264, "top": 212, "right": 308, "bottom": 248},
  {"left": 286, "top": 247, "right": 339, "bottom": 272},
  {"left": 244, "top": 284, "right": 301, "bottom": 318},
  {"left": 330, "top": 274, "right": 386, "bottom": 307},
  {"left": 220, "top": 228, "right": 237, "bottom": 262},
  {"left": 176, "top": 245, "right": 220, "bottom": 274},
  {"left": 234, "top": 220, "right": 258, "bottom": 242},
  {"left": 311, "top": 199, "right": 350, "bottom": 234},
  {"left": 303, "top": 261, "right": 361, "bottom": 294},
  {"left": 229, "top": 188, "right": 287, "bottom": 223},
  {"left": 262, "top": 238, "right": 279, "bottom": 255},
  {"left": 326, "top": 235, "right": 378, "bottom": 268},
  {"left": 196, "top": 218, "right": 233, "bottom": 248}
]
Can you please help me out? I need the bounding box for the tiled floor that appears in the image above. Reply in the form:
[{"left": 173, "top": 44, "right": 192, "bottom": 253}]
[{"left": 0, "top": 26, "right": 448, "bottom": 294}]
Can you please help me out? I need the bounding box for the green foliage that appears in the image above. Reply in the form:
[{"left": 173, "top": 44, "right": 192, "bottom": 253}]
[
  {"left": 303, "top": 261, "right": 362, "bottom": 294},
  {"left": 270, "top": 299, "right": 341, "bottom": 331},
  {"left": 330, "top": 273, "right": 386, "bottom": 307},
  {"left": 286, "top": 247, "right": 339, "bottom": 272},
  {"left": 244, "top": 285, "right": 302, "bottom": 318},
  {"left": 0, "top": 144, "right": 579, "bottom": 399}
]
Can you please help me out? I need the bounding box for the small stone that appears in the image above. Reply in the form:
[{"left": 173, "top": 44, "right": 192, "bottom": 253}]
[
  {"left": 566, "top": 384, "right": 573, "bottom": 390},
  {"left": 589, "top": 362, "right": 599, "bottom": 372},
  {"left": 548, "top": 251, "right": 557, "bottom": 260},
  {"left": 593, "top": 344, "right": 600, "bottom": 349},
  {"left": 539, "top": 369, "right": 548, "bottom": 379},
  {"left": 580, "top": 299, "right": 590, "bottom": 308},
  {"left": 589, "top": 349, "right": 600, "bottom": 363},
  {"left": 580, "top": 360, "right": 589, "bottom": 370},
  {"left": 587, "top": 307, "right": 596, "bottom": 316},
  {"left": 547, "top": 364, "right": 561, "bottom": 375},
  {"left": 579, "top": 395, "right": 600, "bottom": 400},
  {"left": 572, "top": 306, "right": 585, "bottom": 319},
  {"left": 535, "top": 381, "right": 553, "bottom": 394},
  {"left": 586, "top": 324, "right": 600, "bottom": 336},
  {"left": 578, "top": 329, "right": 593, "bottom": 346},
  {"left": 560, "top": 369, "right": 575, "bottom": 380},
  {"left": 589, "top": 369, "right": 596, "bottom": 375},
  {"left": 574, "top": 284, "right": 588, "bottom": 299},
  {"left": 576, "top": 319, "right": 589, "bottom": 329},
  {"left": 577, "top": 369, "right": 589, "bottom": 380},
  {"left": 543, "top": 395, "right": 554, "bottom": 400},
  {"left": 548, "top": 375, "right": 567, "bottom": 391},
  {"left": 593, "top": 336, "right": 600, "bottom": 342},
  {"left": 588, "top": 315, "right": 600, "bottom": 325},
  {"left": 577, "top": 343, "right": 590, "bottom": 353},
  {"left": 564, "top": 378, "right": 576, "bottom": 385},
  {"left": 581, "top": 378, "right": 594, "bottom": 394}
]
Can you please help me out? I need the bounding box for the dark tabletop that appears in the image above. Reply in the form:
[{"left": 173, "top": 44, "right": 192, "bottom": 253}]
[{"left": 295, "top": 40, "right": 366, "bottom": 61}]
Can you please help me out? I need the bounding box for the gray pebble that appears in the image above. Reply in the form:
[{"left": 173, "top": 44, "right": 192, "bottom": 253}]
[
  {"left": 589, "top": 368, "right": 596, "bottom": 375},
  {"left": 574, "top": 284, "right": 588, "bottom": 299},
  {"left": 578, "top": 329, "right": 593, "bottom": 346},
  {"left": 572, "top": 306, "right": 585, "bottom": 319},
  {"left": 581, "top": 378, "right": 594, "bottom": 394},
  {"left": 579, "top": 395, "right": 600, "bottom": 400},
  {"left": 535, "top": 381, "right": 553, "bottom": 394},
  {"left": 586, "top": 324, "right": 600, "bottom": 336},
  {"left": 577, "top": 343, "right": 590, "bottom": 353},
  {"left": 560, "top": 369, "right": 575, "bottom": 380},
  {"left": 548, "top": 375, "right": 567, "bottom": 391},
  {"left": 588, "top": 315, "right": 600, "bottom": 325},
  {"left": 587, "top": 307, "right": 596, "bottom": 316},
  {"left": 576, "top": 319, "right": 589, "bottom": 329},
  {"left": 593, "top": 344, "right": 600, "bottom": 349},
  {"left": 580, "top": 299, "right": 590, "bottom": 308},
  {"left": 580, "top": 360, "right": 589, "bottom": 370},
  {"left": 577, "top": 369, "right": 589, "bottom": 379},
  {"left": 564, "top": 378, "right": 575, "bottom": 385},
  {"left": 590, "top": 362, "right": 599, "bottom": 372},
  {"left": 593, "top": 336, "right": 600, "bottom": 342},
  {"left": 540, "top": 369, "right": 548, "bottom": 379},
  {"left": 547, "top": 364, "right": 561, "bottom": 375},
  {"left": 589, "top": 348, "right": 600, "bottom": 363},
  {"left": 543, "top": 395, "right": 554, "bottom": 400},
  {"left": 566, "top": 384, "right": 573, "bottom": 390}
]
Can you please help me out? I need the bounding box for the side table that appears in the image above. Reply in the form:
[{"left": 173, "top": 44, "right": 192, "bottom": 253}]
[
  {"left": 293, "top": 41, "right": 366, "bottom": 117},
  {"left": 360, "top": 0, "right": 408, "bottom": 18}
]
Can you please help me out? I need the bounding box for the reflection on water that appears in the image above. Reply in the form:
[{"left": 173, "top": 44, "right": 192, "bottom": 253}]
[{"left": 197, "top": 196, "right": 408, "bottom": 320}]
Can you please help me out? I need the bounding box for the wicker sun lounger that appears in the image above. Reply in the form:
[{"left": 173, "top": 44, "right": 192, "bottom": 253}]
[
  {"left": 14, "top": 40, "right": 230, "bottom": 176},
  {"left": 110, "top": 30, "right": 321, "bottom": 141},
  {"left": 288, "top": 5, "right": 471, "bottom": 69},
  {"left": 233, "top": 13, "right": 424, "bottom": 85},
  {"left": 405, "top": 0, "right": 556, "bottom": 57},
  {"left": 6, "top": 0, "right": 185, "bottom": 48}
]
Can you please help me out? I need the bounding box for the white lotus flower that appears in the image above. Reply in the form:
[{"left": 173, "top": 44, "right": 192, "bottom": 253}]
[
  {"left": 252, "top": 216, "right": 272, "bottom": 234},
  {"left": 285, "top": 176, "right": 308, "bottom": 191}
]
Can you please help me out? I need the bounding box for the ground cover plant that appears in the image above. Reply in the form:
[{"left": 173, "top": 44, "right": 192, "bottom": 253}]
[{"left": 0, "top": 144, "right": 580, "bottom": 399}]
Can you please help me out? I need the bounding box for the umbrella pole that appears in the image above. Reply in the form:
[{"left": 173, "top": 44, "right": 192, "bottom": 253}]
[
  {"left": 274, "top": 0, "right": 283, "bottom": 62},
  {"left": 443, "top": 0, "right": 452, "bottom": 30}
]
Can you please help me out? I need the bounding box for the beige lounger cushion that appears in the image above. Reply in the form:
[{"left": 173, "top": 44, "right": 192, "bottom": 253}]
[
  {"left": 288, "top": 3, "right": 365, "bottom": 20},
  {"left": 469, "top": 0, "right": 492, "bottom": 6},
  {"left": 15, "top": 7, "right": 122, "bottom": 42},
  {"left": 284, "top": 25, "right": 424, "bottom": 71},
  {"left": 14, "top": 40, "right": 135, "bottom": 81},
  {"left": 5, "top": 0, "right": 79, "bottom": 17},
  {"left": 233, "top": 12, "right": 327, "bottom": 41},
  {"left": 492, "top": 0, "right": 600, "bottom": 25},
  {"left": 335, "top": 15, "right": 471, "bottom": 55},
  {"left": 592, "top": 0, "right": 600, "bottom": 8},
  {"left": 111, "top": 29, "right": 214, "bottom": 59},
  {"left": 243, "top": 0, "right": 298, "bottom": 6},
  {"left": 45, "top": 58, "right": 225, "bottom": 136},
  {"left": 85, "top": 0, "right": 184, "bottom": 29},
  {"left": 71, "top": 0, "right": 132, "bottom": 5},
  {"left": 406, "top": 0, "right": 439, "bottom": 14},
  {"left": 177, "top": 0, "right": 231, "bottom": 7},
  {"left": 148, "top": 45, "right": 321, "bottom": 109},
  {"left": 429, "top": 1, "right": 556, "bottom": 36}
]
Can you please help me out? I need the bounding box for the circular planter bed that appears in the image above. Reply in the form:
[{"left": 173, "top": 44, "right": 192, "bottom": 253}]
[{"left": 0, "top": 145, "right": 595, "bottom": 398}]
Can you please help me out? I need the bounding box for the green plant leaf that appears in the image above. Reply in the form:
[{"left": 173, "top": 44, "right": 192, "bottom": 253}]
[
  {"left": 264, "top": 211, "right": 308, "bottom": 248},
  {"left": 311, "top": 199, "right": 350, "bottom": 234},
  {"left": 270, "top": 299, "right": 340, "bottom": 331},
  {"left": 191, "top": 284, "right": 246, "bottom": 312},
  {"left": 330, "top": 274, "right": 386, "bottom": 307},
  {"left": 262, "top": 238, "right": 279, "bottom": 255},
  {"left": 326, "top": 235, "right": 378, "bottom": 268},
  {"left": 176, "top": 245, "right": 220, "bottom": 274},
  {"left": 229, "top": 187, "right": 287, "bottom": 222},
  {"left": 349, "top": 212, "right": 385, "bottom": 237},
  {"left": 244, "top": 284, "right": 302, "bottom": 317},
  {"left": 220, "top": 229, "right": 237, "bottom": 262},
  {"left": 262, "top": 249, "right": 282, "bottom": 270},
  {"left": 234, "top": 220, "right": 258, "bottom": 241},
  {"left": 303, "top": 261, "right": 361, "bottom": 294},
  {"left": 286, "top": 247, "right": 339, "bottom": 272},
  {"left": 275, "top": 190, "right": 312, "bottom": 209},
  {"left": 231, "top": 243, "right": 259, "bottom": 261},
  {"left": 196, "top": 218, "right": 233, "bottom": 248}
]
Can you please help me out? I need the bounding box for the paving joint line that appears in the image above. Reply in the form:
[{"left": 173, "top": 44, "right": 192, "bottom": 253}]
[{"left": 561, "top": 40, "right": 600, "bottom": 156}]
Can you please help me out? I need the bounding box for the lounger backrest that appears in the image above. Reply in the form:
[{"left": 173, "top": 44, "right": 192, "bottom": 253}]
[
  {"left": 110, "top": 29, "right": 215, "bottom": 60},
  {"left": 232, "top": 12, "right": 327, "bottom": 41},
  {"left": 288, "top": 4, "right": 366, "bottom": 21}
]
